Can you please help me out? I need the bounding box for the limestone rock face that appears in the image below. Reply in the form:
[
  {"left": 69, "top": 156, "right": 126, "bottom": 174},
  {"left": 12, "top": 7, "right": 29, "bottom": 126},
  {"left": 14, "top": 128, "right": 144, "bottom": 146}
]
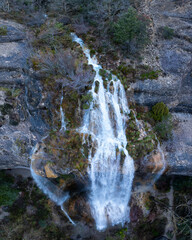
[{"left": 0, "top": 19, "right": 47, "bottom": 169}]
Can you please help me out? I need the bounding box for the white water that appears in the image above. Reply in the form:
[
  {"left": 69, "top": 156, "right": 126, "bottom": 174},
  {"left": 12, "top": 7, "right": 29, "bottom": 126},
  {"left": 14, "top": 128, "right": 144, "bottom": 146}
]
[
  {"left": 72, "top": 33, "right": 135, "bottom": 230},
  {"left": 60, "top": 88, "right": 67, "bottom": 131},
  {"left": 152, "top": 137, "right": 166, "bottom": 184},
  {"left": 30, "top": 141, "right": 75, "bottom": 225}
]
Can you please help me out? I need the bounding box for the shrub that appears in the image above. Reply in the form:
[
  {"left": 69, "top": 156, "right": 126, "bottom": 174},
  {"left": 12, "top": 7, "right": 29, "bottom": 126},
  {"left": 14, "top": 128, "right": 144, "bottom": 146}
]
[
  {"left": 111, "top": 7, "right": 149, "bottom": 53},
  {"left": 0, "top": 26, "right": 7, "bottom": 35},
  {"left": 160, "top": 26, "right": 174, "bottom": 40},
  {"left": 154, "top": 115, "right": 173, "bottom": 140},
  {"left": 151, "top": 102, "right": 173, "bottom": 140},
  {"left": 140, "top": 70, "right": 160, "bottom": 80},
  {"left": 151, "top": 102, "right": 169, "bottom": 122}
]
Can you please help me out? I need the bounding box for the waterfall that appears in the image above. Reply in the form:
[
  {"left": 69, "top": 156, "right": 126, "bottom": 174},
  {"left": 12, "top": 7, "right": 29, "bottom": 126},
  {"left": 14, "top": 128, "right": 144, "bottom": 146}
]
[
  {"left": 60, "top": 87, "right": 67, "bottom": 131},
  {"left": 72, "top": 33, "right": 135, "bottom": 230},
  {"left": 152, "top": 137, "right": 166, "bottom": 184}
]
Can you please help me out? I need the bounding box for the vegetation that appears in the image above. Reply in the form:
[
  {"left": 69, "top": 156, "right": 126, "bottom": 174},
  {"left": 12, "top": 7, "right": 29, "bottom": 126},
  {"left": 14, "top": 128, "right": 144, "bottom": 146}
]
[
  {"left": 111, "top": 8, "right": 149, "bottom": 53},
  {"left": 0, "top": 26, "right": 7, "bottom": 35},
  {"left": 0, "top": 171, "right": 19, "bottom": 206},
  {"left": 140, "top": 70, "right": 160, "bottom": 80},
  {"left": 160, "top": 26, "right": 175, "bottom": 39},
  {"left": 44, "top": 130, "right": 89, "bottom": 173},
  {"left": 81, "top": 92, "right": 93, "bottom": 109},
  {"left": 154, "top": 115, "right": 173, "bottom": 140},
  {"left": 126, "top": 110, "right": 157, "bottom": 160},
  {"left": 151, "top": 102, "right": 169, "bottom": 122},
  {"left": 148, "top": 102, "right": 173, "bottom": 140}
]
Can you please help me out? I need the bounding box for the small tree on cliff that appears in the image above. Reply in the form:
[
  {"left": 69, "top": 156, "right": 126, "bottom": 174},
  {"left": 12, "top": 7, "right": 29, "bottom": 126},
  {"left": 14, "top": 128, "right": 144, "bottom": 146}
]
[{"left": 111, "top": 7, "right": 149, "bottom": 53}]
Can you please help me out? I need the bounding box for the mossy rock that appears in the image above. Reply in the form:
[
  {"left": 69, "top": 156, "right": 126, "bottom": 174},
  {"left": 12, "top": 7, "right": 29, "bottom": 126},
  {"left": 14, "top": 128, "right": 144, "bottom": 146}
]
[
  {"left": 81, "top": 92, "right": 93, "bottom": 110},
  {"left": 126, "top": 111, "right": 157, "bottom": 160},
  {"left": 44, "top": 130, "right": 89, "bottom": 175}
]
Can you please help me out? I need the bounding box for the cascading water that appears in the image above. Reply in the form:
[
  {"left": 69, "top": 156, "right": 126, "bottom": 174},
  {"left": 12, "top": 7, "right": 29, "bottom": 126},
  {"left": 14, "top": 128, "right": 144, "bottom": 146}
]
[
  {"left": 28, "top": 32, "right": 166, "bottom": 231},
  {"left": 152, "top": 137, "right": 166, "bottom": 184},
  {"left": 60, "top": 87, "right": 67, "bottom": 131},
  {"left": 72, "top": 34, "right": 135, "bottom": 230}
]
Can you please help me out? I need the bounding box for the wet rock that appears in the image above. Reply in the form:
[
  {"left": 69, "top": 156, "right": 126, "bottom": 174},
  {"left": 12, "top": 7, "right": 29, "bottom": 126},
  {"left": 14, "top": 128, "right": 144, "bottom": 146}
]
[
  {"left": 146, "top": 152, "right": 164, "bottom": 173},
  {"left": 130, "top": 205, "right": 143, "bottom": 223},
  {"left": 65, "top": 194, "right": 93, "bottom": 225}
]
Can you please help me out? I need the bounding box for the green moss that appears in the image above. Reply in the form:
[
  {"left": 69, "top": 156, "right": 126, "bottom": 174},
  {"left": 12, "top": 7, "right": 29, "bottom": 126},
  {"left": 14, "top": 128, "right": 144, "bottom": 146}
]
[
  {"left": 0, "top": 26, "right": 7, "bottom": 36},
  {"left": 94, "top": 80, "right": 100, "bottom": 93},
  {"left": 81, "top": 92, "right": 93, "bottom": 110}
]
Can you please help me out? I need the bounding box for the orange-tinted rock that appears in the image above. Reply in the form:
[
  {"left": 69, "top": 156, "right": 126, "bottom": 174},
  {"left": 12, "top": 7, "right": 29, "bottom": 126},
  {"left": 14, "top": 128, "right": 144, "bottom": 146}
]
[
  {"left": 146, "top": 152, "right": 164, "bottom": 173},
  {"left": 44, "top": 164, "right": 58, "bottom": 178}
]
